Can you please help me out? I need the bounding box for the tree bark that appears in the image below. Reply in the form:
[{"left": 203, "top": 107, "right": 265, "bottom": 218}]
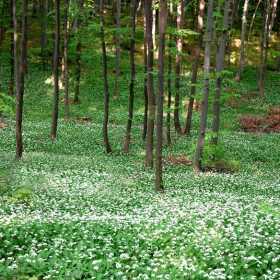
[
  {"left": 234, "top": 0, "right": 249, "bottom": 82},
  {"left": 39, "top": 0, "right": 47, "bottom": 71},
  {"left": 174, "top": 0, "right": 187, "bottom": 134},
  {"left": 194, "top": 0, "right": 214, "bottom": 172},
  {"left": 63, "top": 0, "right": 70, "bottom": 119},
  {"left": 50, "top": 0, "right": 60, "bottom": 138},
  {"left": 211, "top": 0, "right": 231, "bottom": 146},
  {"left": 142, "top": 6, "right": 148, "bottom": 141},
  {"left": 15, "top": 0, "right": 28, "bottom": 160},
  {"left": 114, "top": 0, "right": 121, "bottom": 98},
  {"left": 100, "top": 0, "right": 113, "bottom": 153},
  {"left": 122, "top": 0, "right": 137, "bottom": 153},
  {"left": 145, "top": 0, "right": 155, "bottom": 167},
  {"left": 184, "top": 0, "right": 205, "bottom": 136},
  {"left": 166, "top": 2, "right": 174, "bottom": 147},
  {"left": 155, "top": 0, "right": 167, "bottom": 193}
]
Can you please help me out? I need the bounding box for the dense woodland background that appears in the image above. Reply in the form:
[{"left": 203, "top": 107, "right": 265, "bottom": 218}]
[{"left": 0, "top": 1, "right": 280, "bottom": 278}]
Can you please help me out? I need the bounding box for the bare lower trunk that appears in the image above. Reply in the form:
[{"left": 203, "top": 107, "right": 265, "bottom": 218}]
[{"left": 194, "top": 0, "right": 214, "bottom": 172}]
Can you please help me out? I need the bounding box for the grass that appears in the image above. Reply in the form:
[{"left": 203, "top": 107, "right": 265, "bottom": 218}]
[{"left": 1, "top": 50, "right": 280, "bottom": 280}]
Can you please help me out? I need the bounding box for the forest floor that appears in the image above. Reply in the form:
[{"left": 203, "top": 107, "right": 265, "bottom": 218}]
[{"left": 0, "top": 57, "right": 280, "bottom": 279}]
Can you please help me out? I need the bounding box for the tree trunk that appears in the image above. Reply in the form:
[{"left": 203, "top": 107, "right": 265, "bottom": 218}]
[
  {"left": 122, "top": 0, "right": 137, "bottom": 153},
  {"left": 15, "top": 0, "right": 28, "bottom": 160},
  {"left": 226, "top": 0, "right": 237, "bottom": 79},
  {"left": 211, "top": 0, "right": 230, "bottom": 146},
  {"left": 100, "top": 0, "right": 113, "bottom": 153},
  {"left": 39, "top": 0, "right": 47, "bottom": 71},
  {"left": 166, "top": 2, "right": 173, "bottom": 147},
  {"left": 184, "top": 0, "right": 205, "bottom": 136},
  {"left": 114, "top": 0, "right": 121, "bottom": 98},
  {"left": 145, "top": 0, "right": 155, "bottom": 167},
  {"left": 63, "top": 0, "right": 70, "bottom": 119},
  {"left": 174, "top": 0, "right": 187, "bottom": 134},
  {"left": 73, "top": 1, "right": 83, "bottom": 103},
  {"left": 194, "top": 0, "right": 214, "bottom": 172},
  {"left": 234, "top": 0, "right": 249, "bottom": 82},
  {"left": 155, "top": 0, "right": 167, "bottom": 193},
  {"left": 9, "top": 1, "right": 14, "bottom": 96},
  {"left": 142, "top": 6, "right": 148, "bottom": 141},
  {"left": 50, "top": 0, "right": 60, "bottom": 138}
]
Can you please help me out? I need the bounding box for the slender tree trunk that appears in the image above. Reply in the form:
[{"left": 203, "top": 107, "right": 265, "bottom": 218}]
[
  {"left": 122, "top": 0, "right": 137, "bottom": 153},
  {"left": 0, "top": 0, "right": 6, "bottom": 93},
  {"left": 245, "top": 0, "right": 261, "bottom": 49},
  {"left": 184, "top": 0, "right": 205, "bottom": 136},
  {"left": 152, "top": 0, "right": 156, "bottom": 57},
  {"left": 9, "top": 1, "right": 14, "bottom": 95},
  {"left": 50, "top": 0, "right": 60, "bottom": 138},
  {"left": 63, "top": 0, "right": 70, "bottom": 119},
  {"left": 142, "top": 7, "right": 148, "bottom": 141},
  {"left": 226, "top": 0, "right": 237, "bottom": 78},
  {"left": 100, "top": 0, "right": 113, "bottom": 153},
  {"left": 15, "top": 0, "right": 28, "bottom": 160},
  {"left": 166, "top": 2, "right": 173, "bottom": 147},
  {"left": 145, "top": 0, "right": 155, "bottom": 167},
  {"left": 194, "top": 0, "right": 214, "bottom": 172},
  {"left": 155, "top": 0, "right": 167, "bottom": 193},
  {"left": 114, "top": 0, "right": 121, "bottom": 98},
  {"left": 174, "top": 0, "right": 187, "bottom": 134},
  {"left": 39, "top": 0, "right": 47, "bottom": 71},
  {"left": 211, "top": 0, "right": 230, "bottom": 146},
  {"left": 234, "top": 0, "right": 249, "bottom": 82}
]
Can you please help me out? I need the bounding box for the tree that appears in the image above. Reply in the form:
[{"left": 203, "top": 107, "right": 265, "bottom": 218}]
[
  {"left": 63, "top": 0, "right": 70, "bottom": 119},
  {"left": 100, "top": 0, "right": 113, "bottom": 153},
  {"left": 39, "top": 0, "right": 47, "bottom": 71},
  {"left": 173, "top": 0, "right": 187, "bottom": 134},
  {"left": 184, "top": 0, "right": 205, "bottom": 136},
  {"left": 194, "top": 0, "right": 214, "bottom": 172},
  {"left": 145, "top": 0, "right": 155, "bottom": 167},
  {"left": 114, "top": 0, "right": 121, "bottom": 98},
  {"left": 73, "top": 0, "right": 84, "bottom": 104},
  {"left": 166, "top": 2, "right": 174, "bottom": 147},
  {"left": 50, "top": 0, "right": 60, "bottom": 138},
  {"left": 155, "top": 0, "right": 167, "bottom": 193},
  {"left": 15, "top": 0, "right": 28, "bottom": 160},
  {"left": 234, "top": 0, "right": 249, "bottom": 82},
  {"left": 211, "top": 0, "right": 230, "bottom": 146},
  {"left": 258, "top": 0, "right": 278, "bottom": 102},
  {"left": 122, "top": 0, "right": 138, "bottom": 153}
]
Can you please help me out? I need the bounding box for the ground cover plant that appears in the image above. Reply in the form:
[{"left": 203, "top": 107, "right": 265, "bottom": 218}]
[{"left": 1, "top": 58, "right": 280, "bottom": 280}]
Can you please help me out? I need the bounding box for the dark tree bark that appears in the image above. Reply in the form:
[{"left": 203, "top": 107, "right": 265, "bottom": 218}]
[
  {"left": 142, "top": 5, "right": 148, "bottom": 141},
  {"left": 173, "top": 0, "right": 187, "bottom": 134},
  {"left": 15, "top": 0, "right": 28, "bottom": 160},
  {"left": 63, "top": 0, "right": 70, "bottom": 119},
  {"left": 122, "top": 0, "right": 138, "bottom": 153},
  {"left": 155, "top": 0, "right": 167, "bottom": 193},
  {"left": 258, "top": 0, "right": 278, "bottom": 102},
  {"left": 114, "top": 0, "right": 121, "bottom": 98},
  {"left": 211, "top": 0, "right": 230, "bottom": 146},
  {"left": 184, "top": 0, "right": 205, "bottom": 136},
  {"left": 234, "top": 0, "right": 249, "bottom": 82},
  {"left": 73, "top": 0, "right": 83, "bottom": 103},
  {"left": 39, "top": 0, "right": 47, "bottom": 71},
  {"left": 226, "top": 0, "right": 238, "bottom": 78},
  {"left": 100, "top": 0, "right": 113, "bottom": 153},
  {"left": 50, "top": 0, "right": 60, "bottom": 138},
  {"left": 194, "top": 0, "right": 214, "bottom": 172},
  {"left": 8, "top": 1, "right": 15, "bottom": 96},
  {"left": 145, "top": 0, "right": 155, "bottom": 167},
  {"left": 166, "top": 2, "right": 174, "bottom": 147}
]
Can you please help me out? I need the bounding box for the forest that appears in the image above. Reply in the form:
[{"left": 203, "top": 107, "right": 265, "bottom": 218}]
[{"left": 0, "top": 0, "right": 280, "bottom": 279}]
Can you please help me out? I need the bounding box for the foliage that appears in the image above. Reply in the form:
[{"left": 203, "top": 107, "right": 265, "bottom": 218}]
[
  {"left": 1, "top": 60, "right": 280, "bottom": 279},
  {"left": 0, "top": 92, "right": 16, "bottom": 117}
]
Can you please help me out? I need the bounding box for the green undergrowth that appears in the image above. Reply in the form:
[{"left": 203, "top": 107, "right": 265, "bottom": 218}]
[{"left": 1, "top": 61, "right": 280, "bottom": 279}]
